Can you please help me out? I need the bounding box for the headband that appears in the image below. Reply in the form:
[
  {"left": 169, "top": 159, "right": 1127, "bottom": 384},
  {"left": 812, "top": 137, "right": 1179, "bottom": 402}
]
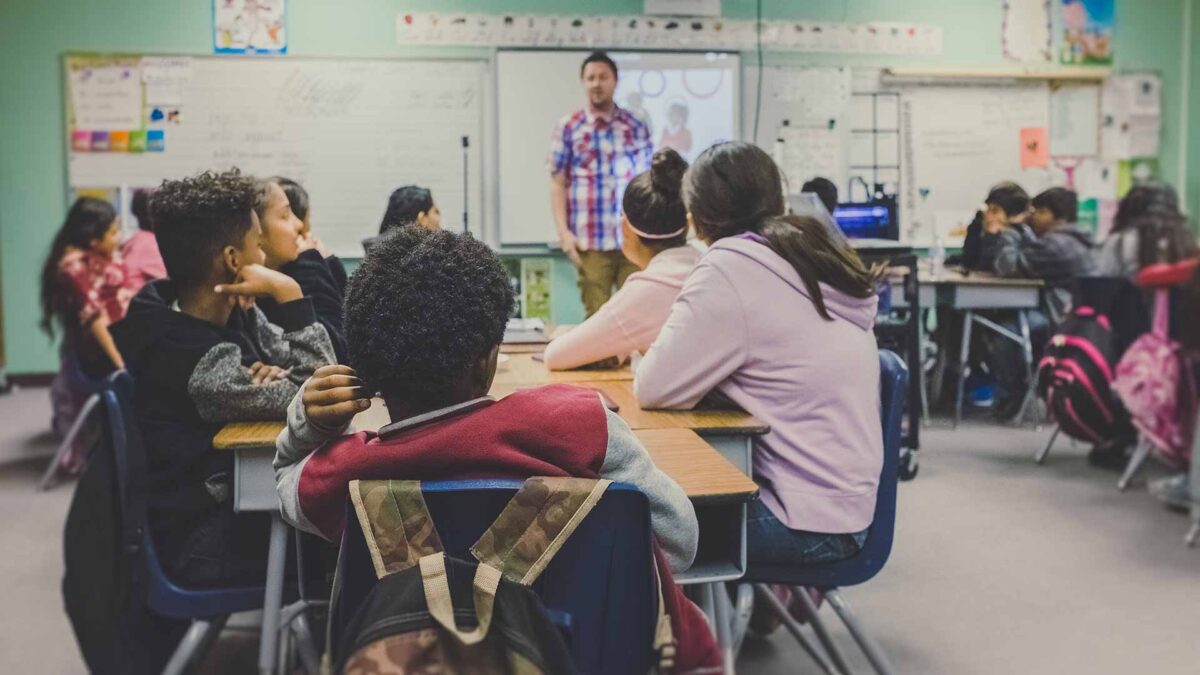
[{"left": 628, "top": 223, "right": 687, "bottom": 240}]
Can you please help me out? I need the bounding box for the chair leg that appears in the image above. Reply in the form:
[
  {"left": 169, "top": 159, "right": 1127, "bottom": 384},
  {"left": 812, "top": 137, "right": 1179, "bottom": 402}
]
[
  {"left": 162, "top": 615, "right": 228, "bottom": 675},
  {"left": 1117, "top": 438, "right": 1152, "bottom": 491},
  {"left": 791, "top": 586, "right": 853, "bottom": 675},
  {"left": 1035, "top": 426, "right": 1061, "bottom": 465},
  {"left": 753, "top": 584, "right": 840, "bottom": 675},
  {"left": 954, "top": 311, "right": 974, "bottom": 429},
  {"left": 39, "top": 393, "right": 100, "bottom": 491},
  {"left": 291, "top": 612, "right": 322, "bottom": 675},
  {"left": 825, "top": 590, "right": 895, "bottom": 675},
  {"left": 730, "top": 583, "right": 755, "bottom": 656}
]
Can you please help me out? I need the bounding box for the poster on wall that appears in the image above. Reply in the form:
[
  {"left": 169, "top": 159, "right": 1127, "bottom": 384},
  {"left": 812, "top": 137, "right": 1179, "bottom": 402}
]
[
  {"left": 1059, "top": 0, "right": 1113, "bottom": 65},
  {"left": 214, "top": 0, "right": 287, "bottom": 54}
]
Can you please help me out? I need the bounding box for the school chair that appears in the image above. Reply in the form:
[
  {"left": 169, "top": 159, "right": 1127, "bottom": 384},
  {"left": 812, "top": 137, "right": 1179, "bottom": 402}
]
[
  {"left": 331, "top": 479, "right": 659, "bottom": 675},
  {"left": 100, "top": 371, "right": 318, "bottom": 675},
  {"left": 738, "top": 349, "right": 906, "bottom": 675},
  {"left": 39, "top": 348, "right": 107, "bottom": 490},
  {"left": 1117, "top": 261, "right": 1197, "bottom": 491}
]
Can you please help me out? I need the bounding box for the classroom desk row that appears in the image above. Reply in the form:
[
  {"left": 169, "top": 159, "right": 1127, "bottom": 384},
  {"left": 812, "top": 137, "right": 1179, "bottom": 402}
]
[{"left": 213, "top": 354, "right": 765, "bottom": 673}]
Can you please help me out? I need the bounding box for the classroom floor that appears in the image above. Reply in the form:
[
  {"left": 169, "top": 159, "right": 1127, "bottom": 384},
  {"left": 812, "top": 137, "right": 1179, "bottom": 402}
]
[{"left": 1, "top": 385, "right": 1197, "bottom": 675}]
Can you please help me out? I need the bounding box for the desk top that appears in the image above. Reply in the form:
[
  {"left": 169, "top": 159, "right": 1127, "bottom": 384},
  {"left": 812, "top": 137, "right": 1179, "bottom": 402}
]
[
  {"left": 923, "top": 268, "right": 1043, "bottom": 287},
  {"left": 213, "top": 420, "right": 756, "bottom": 502},
  {"left": 489, "top": 380, "right": 770, "bottom": 434},
  {"left": 493, "top": 352, "right": 632, "bottom": 386}
]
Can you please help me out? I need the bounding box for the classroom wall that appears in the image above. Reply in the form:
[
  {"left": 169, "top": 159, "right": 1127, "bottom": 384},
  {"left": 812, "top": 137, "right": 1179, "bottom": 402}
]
[{"left": 0, "top": 0, "right": 1190, "bottom": 374}]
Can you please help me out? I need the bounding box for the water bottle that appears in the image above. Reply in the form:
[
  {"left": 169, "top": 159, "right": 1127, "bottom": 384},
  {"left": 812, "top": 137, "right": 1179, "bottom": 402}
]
[{"left": 930, "top": 236, "right": 946, "bottom": 277}]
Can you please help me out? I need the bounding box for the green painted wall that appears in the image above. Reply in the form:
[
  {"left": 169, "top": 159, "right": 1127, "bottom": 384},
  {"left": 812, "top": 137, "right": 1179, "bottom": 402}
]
[{"left": 0, "top": 0, "right": 1190, "bottom": 373}]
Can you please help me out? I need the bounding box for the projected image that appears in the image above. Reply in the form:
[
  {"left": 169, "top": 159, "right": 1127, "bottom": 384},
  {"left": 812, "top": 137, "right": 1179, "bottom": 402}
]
[{"left": 613, "top": 53, "right": 737, "bottom": 163}]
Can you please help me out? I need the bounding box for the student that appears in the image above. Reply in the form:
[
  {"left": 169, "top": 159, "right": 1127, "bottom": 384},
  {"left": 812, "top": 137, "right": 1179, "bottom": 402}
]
[
  {"left": 800, "top": 176, "right": 839, "bottom": 215},
  {"left": 273, "top": 226, "right": 719, "bottom": 671},
  {"left": 635, "top": 142, "right": 883, "bottom": 570},
  {"left": 272, "top": 176, "right": 350, "bottom": 291},
  {"left": 110, "top": 169, "right": 335, "bottom": 587},
  {"left": 253, "top": 178, "right": 350, "bottom": 363},
  {"left": 958, "top": 182, "right": 1031, "bottom": 270},
  {"left": 122, "top": 188, "right": 167, "bottom": 288},
  {"left": 544, "top": 148, "right": 700, "bottom": 371},
  {"left": 983, "top": 187, "right": 1096, "bottom": 316},
  {"left": 362, "top": 185, "right": 441, "bottom": 253},
  {"left": 1095, "top": 182, "right": 1198, "bottom": 277},
  {"left": 40, "top": 197, "right": 139, "bottom": 464}
]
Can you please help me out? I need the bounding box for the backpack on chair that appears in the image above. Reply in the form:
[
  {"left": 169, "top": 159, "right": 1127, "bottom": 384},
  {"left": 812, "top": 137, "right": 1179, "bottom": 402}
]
[
  {"left": 1113, "top": 289, "right": 1197, "bottom": 468},
  {"left": 1037, "top": 305, "right": 1132, "bottom": 443},
  {"left": 330, "top": 477, "right": 676, "bottom": 674}
]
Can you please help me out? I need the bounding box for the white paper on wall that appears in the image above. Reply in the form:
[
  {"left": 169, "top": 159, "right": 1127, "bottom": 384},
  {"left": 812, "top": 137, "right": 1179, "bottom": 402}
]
[
  {"left": 70, "top": 63, "right": 143, "bottom": 130},
  {"left": 1002, "top": 0, "right": 1052, "bottom": 62},
  {"left": 1049, "top": 84, "right": 1100, "bottom": 157}
]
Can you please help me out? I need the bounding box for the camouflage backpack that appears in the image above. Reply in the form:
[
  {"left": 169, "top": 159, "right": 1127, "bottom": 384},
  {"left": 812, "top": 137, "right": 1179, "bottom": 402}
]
[{"left": 330, "top": 477, "right": 676, "bottom": 674}]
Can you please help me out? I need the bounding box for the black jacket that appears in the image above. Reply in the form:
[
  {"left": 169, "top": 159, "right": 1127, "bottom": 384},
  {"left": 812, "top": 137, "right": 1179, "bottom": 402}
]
[
  {"left": 259, "top": 250, "right": 350, "bottom": 363},
  {"left": 110, "top": 280, "right": 333, "bottom": 563}
]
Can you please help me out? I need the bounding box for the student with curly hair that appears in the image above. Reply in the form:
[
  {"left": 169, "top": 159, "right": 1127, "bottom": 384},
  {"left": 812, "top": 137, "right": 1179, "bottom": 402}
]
[
  {"left": 273, "top": 226, "right": 721, "bottom": 672},
  {"left": 110, "top": 168, "right": 335, "bottom": 588}
]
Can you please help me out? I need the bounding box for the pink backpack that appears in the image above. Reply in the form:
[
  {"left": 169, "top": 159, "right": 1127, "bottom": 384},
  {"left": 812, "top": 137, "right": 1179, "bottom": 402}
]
[{"left": 1112, "top": 289, "right": 1197, "bottom": 468}]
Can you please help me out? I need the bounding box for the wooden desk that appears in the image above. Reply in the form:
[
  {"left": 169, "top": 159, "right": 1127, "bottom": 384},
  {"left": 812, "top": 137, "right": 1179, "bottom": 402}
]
[
  {"left": 489, "top": 380, "right": 768, "bottom": 435},
  {"left": 492, "top": 353, "right": 632, "bottom": 387}
]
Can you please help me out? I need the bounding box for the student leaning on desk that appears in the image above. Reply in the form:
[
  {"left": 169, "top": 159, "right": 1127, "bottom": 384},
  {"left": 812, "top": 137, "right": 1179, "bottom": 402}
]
[{"left": 272, "top": 226, "right": 721, "bottom": 672}]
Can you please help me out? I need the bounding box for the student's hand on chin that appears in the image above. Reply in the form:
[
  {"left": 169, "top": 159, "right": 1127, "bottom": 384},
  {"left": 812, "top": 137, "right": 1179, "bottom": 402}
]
[
  {"left": 215, "top": 264, "right": 303, "bottom": 304},
  {"left": 303, "top": 365, "right": 372, "bottom": 428}
]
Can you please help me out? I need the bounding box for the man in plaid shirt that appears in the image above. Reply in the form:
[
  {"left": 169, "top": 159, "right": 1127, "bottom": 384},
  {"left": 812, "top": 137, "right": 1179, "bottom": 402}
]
[{"left": 549, "top": 51, "right": 653, "bottom": 316}]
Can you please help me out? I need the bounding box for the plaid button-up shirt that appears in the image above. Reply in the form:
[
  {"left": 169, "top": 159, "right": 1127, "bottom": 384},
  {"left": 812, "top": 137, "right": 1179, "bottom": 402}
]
[{"left": 548, "top": 105, "right": 653, "bottom": 251}]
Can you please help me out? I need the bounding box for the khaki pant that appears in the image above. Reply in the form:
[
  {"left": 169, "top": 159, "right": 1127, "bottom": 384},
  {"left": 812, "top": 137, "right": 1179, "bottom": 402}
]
[{"left": 576, "top": 249, "right": 639, "bottom": 317}]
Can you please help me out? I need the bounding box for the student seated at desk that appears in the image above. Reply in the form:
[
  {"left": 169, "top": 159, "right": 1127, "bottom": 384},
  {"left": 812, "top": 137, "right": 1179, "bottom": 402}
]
[
  {"left": 253, "top": 177, "right": 350, "bottom": 363},
  {"left": 634, "top": 142, "right": 883, "bottom": 568},
  {"left": 544, "top": 148, "right": 700, "bottom": 370},
  {"left": 361, "top": 184, "right": 441, "bottom": 253},
  {"left": 273, "top": 227, "right": 720, "bottom": 671},
  {"left": 275, "top": 176, "right": 349, "bottom": 290},
  {"left": 1094, "top": 182, "right": 1198, "bottom": 277},
  {"left": 110, "top": 169, "right": 335, "bottom": 587},
  {"left": 957, "top": 181, "right": 1031, "bottom": 271}
]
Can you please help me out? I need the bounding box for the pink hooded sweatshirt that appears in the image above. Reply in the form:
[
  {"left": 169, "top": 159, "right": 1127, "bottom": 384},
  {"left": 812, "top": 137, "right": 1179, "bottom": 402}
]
[
  {"left": 635, "top": 235, "right": 882, "bottom": 533},
  {"left": 544, "top": 245, "right": 701, "bottom": 370}
]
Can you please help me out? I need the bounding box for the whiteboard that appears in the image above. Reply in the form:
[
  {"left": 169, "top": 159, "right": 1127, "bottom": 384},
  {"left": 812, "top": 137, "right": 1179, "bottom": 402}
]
[
  {"left": 67, "top": 56, "right": 486, "bottom": 256},
  {"left": 899, "top": 84, "right": 1052, "bottom": 246},
  {"left": 496, "top": 50, "right": 740, "bottom": 246}
]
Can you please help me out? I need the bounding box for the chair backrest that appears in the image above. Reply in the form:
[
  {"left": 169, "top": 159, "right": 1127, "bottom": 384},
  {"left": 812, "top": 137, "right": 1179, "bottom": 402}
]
[
  {"left": 746, "top": 348, "right": 907, "bottom": 588},
  {"left": 99, "top": 370, "right": 264, "bottom": 619},
  {"left": 333, "top": 479, "right": 657, "bottom": 675}
]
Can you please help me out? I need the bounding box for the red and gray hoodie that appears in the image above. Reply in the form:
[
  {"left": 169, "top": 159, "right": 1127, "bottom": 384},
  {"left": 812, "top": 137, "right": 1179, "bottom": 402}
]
[{"left": 273, "top": 382, "right": 722, "bottom": 673}]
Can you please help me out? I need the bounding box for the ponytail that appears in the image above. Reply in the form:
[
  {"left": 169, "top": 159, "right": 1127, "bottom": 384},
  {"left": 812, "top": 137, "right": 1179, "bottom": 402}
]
[{"left": 758, "top": 215, "right": 881, "bottom": 320}]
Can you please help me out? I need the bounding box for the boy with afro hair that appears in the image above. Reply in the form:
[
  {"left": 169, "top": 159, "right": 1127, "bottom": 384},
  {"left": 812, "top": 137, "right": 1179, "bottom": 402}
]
[{"left": 273, "top": 226, "right": 720, "bottom": 671}]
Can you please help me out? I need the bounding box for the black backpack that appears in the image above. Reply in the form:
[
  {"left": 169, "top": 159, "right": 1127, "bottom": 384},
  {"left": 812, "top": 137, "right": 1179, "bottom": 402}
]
[{"left": 1036, "top": 306, "right": 1132, "bottom": 443}]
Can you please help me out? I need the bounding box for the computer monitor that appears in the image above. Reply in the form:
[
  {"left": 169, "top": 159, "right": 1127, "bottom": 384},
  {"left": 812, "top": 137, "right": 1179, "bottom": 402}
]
[{"left": 833, "top": 199, "right": 899, "bottom": 240}]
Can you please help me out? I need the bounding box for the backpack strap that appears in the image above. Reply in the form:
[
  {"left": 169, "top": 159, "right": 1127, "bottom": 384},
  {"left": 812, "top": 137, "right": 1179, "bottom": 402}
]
[
  {"left": 348, "top": 479, "right": 444, "bottom": 578},
  {"left": 419, "top": 553, "right": 503, "bottom": 646},
  {"left": 470, "top": 477, "right": 612, "bottom": 585}
]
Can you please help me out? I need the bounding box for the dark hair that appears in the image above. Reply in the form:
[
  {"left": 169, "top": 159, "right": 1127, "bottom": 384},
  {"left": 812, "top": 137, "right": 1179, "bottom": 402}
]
[
  {"left": 800, "top": 177, "right": 839, "bottom": 214},
  {"left": 985, "top": 182, "right": 1031, "bottom": 217},
  {"left": 151, "top": 169, "right": 256, "bottom": 288},
  {"left": 1031, "top": 187, "right": 1078, "bottom": 223},
  {"left": 253, "top": 178, "right": 282, "bottom": 222},
  {"left": 39, "top": 197, "right": 118, "bottom": 335},
  {"left": 272, "top": 176, "right": 310, "bottom": 222},
  {"left": 379, "top": 185, "right": 434, "bottom": 235},
  {"left": 580, "top": 51, "right": 618, "bottom": 79},
  {"left": 1113, "top": 183, "right": 1197, "bottom": 268},
  {"left": 131, "top": 188, "right": 154, "bottom": 232},
  {"left": 683, "top": 142, "right": 879, "bottom": 320},
  {"left": 622, "top": 148, "right": 689, "bottom": 250},
  {"left": 345, "top": 227, "right": 514, "bottom": 403}
]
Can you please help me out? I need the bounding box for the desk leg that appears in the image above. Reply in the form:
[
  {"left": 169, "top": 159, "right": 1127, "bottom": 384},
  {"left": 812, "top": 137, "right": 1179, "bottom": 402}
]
[
  {"left": 917, "top": 309, "right": 930, "bottom": 427},
  {"left": 258, "top": 513, "right": 288, "bottom": 675},
  {"left": 955, "top": 311, "right": 974, "bottom": 428},
  {"left": 1187, "top": 421, "right": 1200, "bottom": 546},
  {"left": 1016, "top": 310, "right": 1040, "bottom": 429},
  {"left": 712, "top": 582, "right": 736, "bottom": 674}
]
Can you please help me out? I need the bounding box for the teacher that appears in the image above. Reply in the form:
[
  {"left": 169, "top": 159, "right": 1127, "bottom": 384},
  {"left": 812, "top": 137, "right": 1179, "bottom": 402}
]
[{"left": 549, "top": 51, "right": 653, "bottom": 316}]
